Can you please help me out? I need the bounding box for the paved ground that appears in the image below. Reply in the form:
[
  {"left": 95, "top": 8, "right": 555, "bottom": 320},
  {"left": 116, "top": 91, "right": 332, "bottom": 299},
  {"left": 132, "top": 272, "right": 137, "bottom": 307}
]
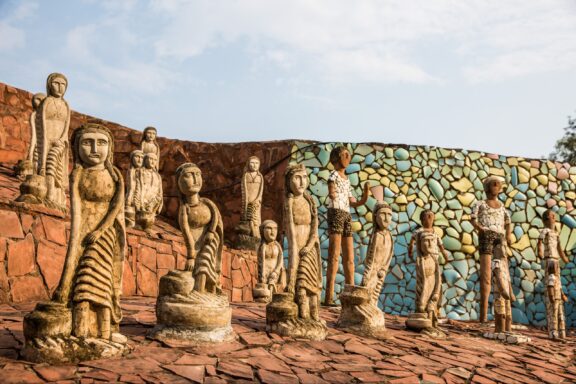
[{"left": 0, "top": 297, "right": 574, "bottom": 383}]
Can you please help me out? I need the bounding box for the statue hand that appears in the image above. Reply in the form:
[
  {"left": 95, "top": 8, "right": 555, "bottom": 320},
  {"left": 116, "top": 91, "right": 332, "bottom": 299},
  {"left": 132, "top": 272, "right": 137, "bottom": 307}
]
[
  {"left": 185, "top": 258, "right": 194, "bottom": 272},
  {"left": 507, "top": 235, "right": 513, "bottom": 246},
  {"left": 268, "top": 272, "right": 277, "bottom": 282},
  {"left": 299, "top": 247, "right": 310, "bottom": 257},
  {"left": 510, "top": 292, "right": 516, "bottom": 302},
  {"left": 84, "top": 230, "right": 102, "bottom": 245},
  {"left": 562, "top": 293, "right": 568, "bottom": 303}
]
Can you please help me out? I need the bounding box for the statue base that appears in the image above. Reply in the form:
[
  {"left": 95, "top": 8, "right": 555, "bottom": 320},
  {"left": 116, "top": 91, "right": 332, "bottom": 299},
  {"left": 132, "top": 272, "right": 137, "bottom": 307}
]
[
  {"left": 17, "top": 174, "right": 66, "bottom": 213},
  {"left": 266, "top": 293, "right": 327, "bottom": 341},
  {"left": 22, "top": 302, "right": 129, "bottom": 363},
  {"left": 253, "top": 283, "right": 272, "bottom": 303},
  {"left": 135, "top": 211, "right": 155, "bottom": 232},
  {"left": 235, "top": 234, "right": 260, "bottom": 251},
  {"left": 337, "top": 285, "right": 392, "bottom": 340},
  {"left": 405, "top": 313, "right": 446, "bottom": 339},
  {"left": 149, "top": 270, "right": 236, "bottom": 345}
]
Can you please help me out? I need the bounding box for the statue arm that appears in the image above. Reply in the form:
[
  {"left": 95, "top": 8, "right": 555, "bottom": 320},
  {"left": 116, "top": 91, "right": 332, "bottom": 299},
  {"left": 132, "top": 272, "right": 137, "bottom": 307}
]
[
  {"left": 27, "top": 112, "right": 37, "bottom": 161},
  {"left": 304, "top": 196, "right": 319, "bottom": 251},
  {"left": 537, "top": 238, "right": 544, "bottom": 259},
  {"left": 350, "top": 182, "right": 370, "bottom": 208},
  {"left": 257, "top": 244, "right": 265, "bottom": 282},
  {"left": 285, "top": 198, "right": 298, "bottom": 294},
  {"left": 257, "top": 172, "right": 264, "bottom": 203},
  {"left": 272, "top": 242, "right": 284, "bottom": 277},
  {"left": 60, "top": 101, "right": 70, "bottom": 141},
  {"left": 178, "top": 204, "right": 195, "bottom": 263},
  {"left": 408, "top": 234, "right": 416, "bottom": 260},
  {"left": 558, "top": 235, "right": 569, "bottom": 263},
  {"left": 157, "top": 175, "right": 164, "bottom": 213},
  {"left": 361, "top": 235, "right": 376, "bottom": 285}
]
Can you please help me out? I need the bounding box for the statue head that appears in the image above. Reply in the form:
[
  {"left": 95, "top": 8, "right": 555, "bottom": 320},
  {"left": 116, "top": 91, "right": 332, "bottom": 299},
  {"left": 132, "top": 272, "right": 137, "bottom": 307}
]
[
  {"left": 144, "top": 153, "right": 158, "bottom": 170},
  {"left": 72, "top": 123, "right": 116, "bottom": 176},
  {"left": 142, "top": 126, "right": 157, "bottom": 143},
  {"left": 285, "top": 164, "right": 308, "bottom": 197},
  {"left": 419, "top": 231, "right": 437, "bottom": 256},
  {"left": 374, "top": 202, "right": 392, "bottom": 230},
  {"left": 46, "top": 73, "right": 68, "bottom": 98},
  {"left": 543, "top": 208, "right": 557, "bottom": 229},
  {"left": 260, "top": 220, "right": 278, "bottom": 243},
  {"left": 420, "top": 209, "right": 435, "bottom": 229},
  {"left": 483, "top": 176, "right": 503, "bottom": 198},
  {"left": 130, "top": 150, "right": 144, "bottom": 169},
  {"left": 246, "top": 156, "right": 261, "bottom": 173},
  {"left": 329, "top": 145, "right": 351, "bottom": 169},
  {"left": 31, "top": 93, "right": 46, "bottom": 109},
  {"left": 176, "top": 163, "right": 202, "bottom": 198}
]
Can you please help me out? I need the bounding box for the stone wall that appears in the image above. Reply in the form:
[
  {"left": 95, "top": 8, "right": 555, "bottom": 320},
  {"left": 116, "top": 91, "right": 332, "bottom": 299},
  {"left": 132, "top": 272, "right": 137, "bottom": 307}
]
[
  {"left": 0, "top": 170, "right": 257, "bottom": 303},
  {"left": 289, "top": 141, "right": 576, "bottom": 327}
]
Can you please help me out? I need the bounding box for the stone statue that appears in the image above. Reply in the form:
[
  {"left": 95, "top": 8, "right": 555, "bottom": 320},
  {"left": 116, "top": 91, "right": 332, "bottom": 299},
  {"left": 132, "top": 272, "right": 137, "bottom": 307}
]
[
  {"left": 266, "top": 164, "right": 327, "bottom": 340},
  {"left": 471, "top": 176, "right": 512, "bottom": 323},
  {"left": 253, "top": 220, "right": 285, "bottom": 303},
  {"left": 17, "top": 73, "right": 71, "bottom": 212},
  {"left": 125, "top": 150, "right": 144, "bottom": 228},
  {"left": 15, "top": 93, "right": 46, "bottom": 178},
  {"left": 134, "top": 153, "right": 163, "bottom": 231},
  {"left": 539, "top": 209, "right": 569, "bottom": 339},
  {"left": 491, "top": 240, "right": 515, "bottom": 334},
  {"left": 324, "top": 145, "right": 370, "bottom": 306},
  {"left": 337, "top": 200, "right": 394, "bottom": 339},
  {"left": 22, "top": 123, "right": 128, "bottom": 363},
  {"left": 140, "top": 126, "right": 160, "bottom": 167},
  {"left": 150, "top": 163, "right": 234, "bottom": 344},
  {"left": 406, "top": 210, "right": 447, "bottom": 338},
  {"left": 236, "top": 156, "right": 264, "bottom": 250}
]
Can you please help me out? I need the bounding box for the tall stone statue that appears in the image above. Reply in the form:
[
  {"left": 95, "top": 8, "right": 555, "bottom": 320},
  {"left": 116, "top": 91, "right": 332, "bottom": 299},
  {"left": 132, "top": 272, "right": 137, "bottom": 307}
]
[
  {"left": 266, "top": 164, "right": 326, "bottom": 340},
  {"left": 539, "top": 209, "right": 569, "bottom": 339},
  {"left": 17, "top": 73, "right": 71, "bottom": 212},
  {"left": 236, "top": 156, "right": 264, "bottom": 250},
  {"left": 135, "top": 153, "right": 163, "bottom": 231},
  {"left": 337, "top": 198, "right": 394, "bottom": 339},
  {"left": 125, "top": 150, "right": 144, "bottom": 228},
  {"left": 15, "top": 93, "right": 46, "bottom": 178},
  {"left": 140, "top": 126, "right": 160, "bottom": 167},
  {"left": 471, "top": 176, "right": 512, "bottom": 323},
  {"left": 150, "top": 163, "right": 234, "bottom": 344},
  {"left": 406, "top": 210, "right": 447, "bottom": 338},
  {"left": 253, "top": 220, "right": 285, "bottom": 303},
  {"left": 23, "top": 123, "right": 128, "bottom": 363}
]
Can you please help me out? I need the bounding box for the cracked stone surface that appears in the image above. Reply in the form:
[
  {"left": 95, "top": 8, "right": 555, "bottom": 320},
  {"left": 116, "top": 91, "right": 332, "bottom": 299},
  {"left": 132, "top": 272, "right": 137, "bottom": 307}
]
[{"left": 0, "top": 297, "right": 574, "bottom": 383}]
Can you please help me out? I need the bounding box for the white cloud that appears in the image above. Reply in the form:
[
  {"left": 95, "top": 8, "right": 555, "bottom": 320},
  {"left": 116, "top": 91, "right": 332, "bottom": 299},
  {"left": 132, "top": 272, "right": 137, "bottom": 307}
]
[{"left": 0, "top": 22, "right": 25, "bottom": 51}]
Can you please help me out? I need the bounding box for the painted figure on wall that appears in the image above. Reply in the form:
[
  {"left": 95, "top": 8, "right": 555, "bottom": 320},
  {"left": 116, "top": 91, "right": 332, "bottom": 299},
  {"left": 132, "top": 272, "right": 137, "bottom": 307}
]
[{"left": 324, "top": 145, "right": 370, "bottom": 306}]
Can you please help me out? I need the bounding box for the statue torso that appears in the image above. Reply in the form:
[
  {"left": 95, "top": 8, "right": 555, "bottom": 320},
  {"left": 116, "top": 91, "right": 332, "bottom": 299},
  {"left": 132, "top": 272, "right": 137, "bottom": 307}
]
[
  {"left": 291, "top": 196, "right": 312, "bottom": 248},
  {"left": 42, "top": 97, "right": 68, "bottom": 142},
  {"left": 79, "top": 168, "right": 115, "bottom": 237},
  {"left": 244, "top": 172, "right": 262, "bottom": 203}
]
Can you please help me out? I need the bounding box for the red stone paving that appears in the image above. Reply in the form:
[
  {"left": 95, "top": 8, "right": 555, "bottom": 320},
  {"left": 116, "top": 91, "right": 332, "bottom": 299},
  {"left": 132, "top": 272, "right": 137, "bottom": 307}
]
[{"left": 0, "top": 297, "right": 574, "bottom": 383}]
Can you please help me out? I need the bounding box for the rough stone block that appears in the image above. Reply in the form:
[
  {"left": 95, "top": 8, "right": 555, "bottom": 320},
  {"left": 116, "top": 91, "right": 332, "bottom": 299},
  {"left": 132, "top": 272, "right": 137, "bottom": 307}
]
[{"left": 7, "top": 233, "right": 35, "bottom": 277}]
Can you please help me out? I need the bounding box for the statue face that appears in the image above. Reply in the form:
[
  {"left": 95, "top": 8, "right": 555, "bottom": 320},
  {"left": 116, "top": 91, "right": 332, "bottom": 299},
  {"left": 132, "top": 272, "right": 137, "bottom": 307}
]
[
  {"left": 289, "top": 170, "right": 308, "bottom": 196},
  {"left": 339, "top": 149, "right": 351, "bottom": 168},
  {"left": 263, "top": 223, "right": 278, "bottom": 242},
  {"left": 421, "top": 235, "right": 435, "bottom": 255},
  {"left": 145, "top": 130, "right": 156, "bottom": 142},
  {"left": 487, "top": 179, "right": 502, "bottom": 196},
  {"left": 132, "top": 153, "right": 144, "bottom": 168},
  {"left": 79, "top": 132, "right": 109, "bottom": 167},
  {"left": 49, "top": 77, "right": 67, "bottom": 98},
  {"left": 248, "top": 158, "right": 260, "bottom": 172},
  {"left": 421, "top": 212, "right": 435, "bottom": 229},
  {"left": 375, "top": 207, "right": 392, "bottom": 229},
  {"left": 545, "top": 211, "right": 556, "bottom": 228},
  {"left": 178, "top": 167, "right": 202, "bottom": 195},
  {"left": 145, "top": 155, "right": 158, "bottom": 170}
]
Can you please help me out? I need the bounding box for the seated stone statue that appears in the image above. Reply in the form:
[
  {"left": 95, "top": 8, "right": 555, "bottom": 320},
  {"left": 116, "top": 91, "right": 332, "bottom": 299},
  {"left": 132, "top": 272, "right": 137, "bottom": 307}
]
[
  {"left": 134, "top": 153, "right": 163, "bottom": 231},
  {"left": 266, "top": 164, "right": 327, "bottom": 340},
  {"left": 337, "top": 201, "right": 394, "bottom": 339},
  {"left": 150, "top": 163, "right": 234, "bottom": 344},
  {"left": 125, "top": 149, "right": 144, "bottom": 228},
  {"left": 253, "top": 220, "right": 285, "bottom": 303},
  {"left": 22, "top": 123, "right": 128, "bottom": 363},
  {"left": 17, "top": 73, "right": 70, "bottom": 212}
]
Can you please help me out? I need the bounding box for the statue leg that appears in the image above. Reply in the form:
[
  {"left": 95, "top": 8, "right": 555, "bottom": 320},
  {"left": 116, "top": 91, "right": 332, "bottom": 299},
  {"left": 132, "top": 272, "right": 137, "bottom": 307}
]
[
  {"left": 558, "top": 303, "right": 566, "bottom": 339},
  {"left": 504, "top": 299, "right": 512, "bottom": 332},
  {"left": 98, "top": 306, "right": 111, "bottom": 340},
  {"left": 194, "top": 273, "right": 207, "bottom": 293},
  {"left": 73, "top": 301, "right": 91, "bottom": 338},
  {"left": 342, "top": 235, "right": 355, "bottom": 286},
  {"left": 325, "top": 233, "right": 341, "bottom": 305},
  {"left": 310, "top": 293, "right": 320, "bottom": 321},
  {"left": 298, "top": 289, "right": 310, "bottom": 319},
  {"left": 479, "top": 253, "right": 492, "bottom": 323},
  {"left": 46, "top": 175, "right": 56, "bottom": 203}
]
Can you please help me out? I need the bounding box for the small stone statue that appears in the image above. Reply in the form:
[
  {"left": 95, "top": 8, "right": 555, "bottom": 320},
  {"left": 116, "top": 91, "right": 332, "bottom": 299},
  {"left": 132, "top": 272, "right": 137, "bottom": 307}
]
[
  {"left": 150, "top": 163, "right": 234, "bottom": 344},
  {"left": 134, "top": 153, "right": 163, "bottom": 231},
  {"left": 471, "top": 176, "right": 512, "bottom": 323},
  {"left": 15, "top": 93, "right": 46, "bottom": 178},
  {"left": 253, "top": 220, "right": 285, "bottom": 303},
  {"left": 23, "top": 123, "right": 128, "bottom": 363},
  {"left": 406, "top": 210, "right": 447, "bottom": 338},
  {"left": 491, "top": 241, "right": 515, "bottom": 334},
  {"left": 539, "top": 209, "right": 569, "bottom": 340},
  {"left": 266, "top": 164, "right": 326, "bottom": 340},
  {"left": 236, "top": 156, "right": 264, "bottom": 250},
  {"left": 337, "top": 201, "right": 394, "bottom": 339},
  {"left": 125, "top": 149, "right": 144, "bottom": 228},
  {"left": 17, "top": 73, "right": 71, "bottom": 212},
  {"left": 140, "top": 126, "right": 160, "bottom": 167}
]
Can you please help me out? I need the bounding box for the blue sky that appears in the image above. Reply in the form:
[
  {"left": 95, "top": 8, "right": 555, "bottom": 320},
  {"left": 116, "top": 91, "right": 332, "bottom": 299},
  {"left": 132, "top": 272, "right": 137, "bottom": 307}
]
[{"left": 1, "top": 0, "right": 576, "bottom": 158}]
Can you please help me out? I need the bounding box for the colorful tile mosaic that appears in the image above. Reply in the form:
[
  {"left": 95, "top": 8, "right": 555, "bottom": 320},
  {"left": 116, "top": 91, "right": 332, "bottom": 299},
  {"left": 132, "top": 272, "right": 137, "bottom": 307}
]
[{"left": 288, "top": 141, "right": 576, "bottom": 327}]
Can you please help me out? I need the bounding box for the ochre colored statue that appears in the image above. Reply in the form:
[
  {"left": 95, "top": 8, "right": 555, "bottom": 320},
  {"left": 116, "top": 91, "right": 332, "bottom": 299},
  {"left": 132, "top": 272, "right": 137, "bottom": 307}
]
[
  {"left": 253, "top": 220, "right": 285, "bottom": 303},
  {"left": 471, "top": 176, "right": 512, "bottom": 323},
  {"left": 23, "top": 123, "right": 128, "bottom": 363},
  {"left": 266, "top": 164, "right": 327, "bottom": 340},
  {"left": 17, "top": 73, "right": 71, "bottom": 212},
  {"left": 337, "top": 201, "right": 394, "bottom": 339},
  {"left": 150, "top": 163, "right": 234, "bottom": 344},
  {"left": 491, "top": 241, "right": 515, "bottom": 333},
  {"left": 236, "top": 156, "right": 264, "bottom": 250},
  {"left": 539, "top": 209, "right": 569, "bottom": 340},
  {"left": 324, "top": 145, "right": 369, "bottom": 306},
  {"left": 140, "top": 126, "right": 160, "bottom": 167}
]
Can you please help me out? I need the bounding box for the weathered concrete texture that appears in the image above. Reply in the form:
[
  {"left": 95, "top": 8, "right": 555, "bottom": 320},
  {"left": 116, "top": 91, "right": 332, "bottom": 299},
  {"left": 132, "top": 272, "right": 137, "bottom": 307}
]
[
  {"left": 0, "top": 297, "right": 575, "bottom": 383},
  {"left": 0, "top": 168, "right": 257, "bottom": 304},
  {"left": 0, "top": 81, "right": 294, "bottom": 242}
]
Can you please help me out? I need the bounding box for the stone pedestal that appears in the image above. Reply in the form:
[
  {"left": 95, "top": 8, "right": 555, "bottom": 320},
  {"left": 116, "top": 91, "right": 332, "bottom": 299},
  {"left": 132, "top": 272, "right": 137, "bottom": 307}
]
[
  {"left": 17, "top": 174, "right": 47, "bottom": 206},
  {"left": 266, "top": 293, "right": 327, "bottom": 341},
  {"left": 253, "top": 283, "right": 272, "bottom": 303},
  {"left": 149, "top": 270, "right": 235, "bottom": 345},
  {"left": 337, "top": 285, "right": 391, "bottom": 340},
  {"left": 405, "top": 313, "right": 446, "bottom": 338},
  {"left": 22, "top": 302, "right": 128, "bottom": 363},
  {"left": 235, "top": 232, "right": 260, "bottom": 251}
]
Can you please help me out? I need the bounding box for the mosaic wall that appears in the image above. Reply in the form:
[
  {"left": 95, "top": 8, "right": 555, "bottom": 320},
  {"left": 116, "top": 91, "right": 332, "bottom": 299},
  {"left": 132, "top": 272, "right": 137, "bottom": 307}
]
[{"left": 288, "top": 141, "right": 576, "bottom": 327}]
